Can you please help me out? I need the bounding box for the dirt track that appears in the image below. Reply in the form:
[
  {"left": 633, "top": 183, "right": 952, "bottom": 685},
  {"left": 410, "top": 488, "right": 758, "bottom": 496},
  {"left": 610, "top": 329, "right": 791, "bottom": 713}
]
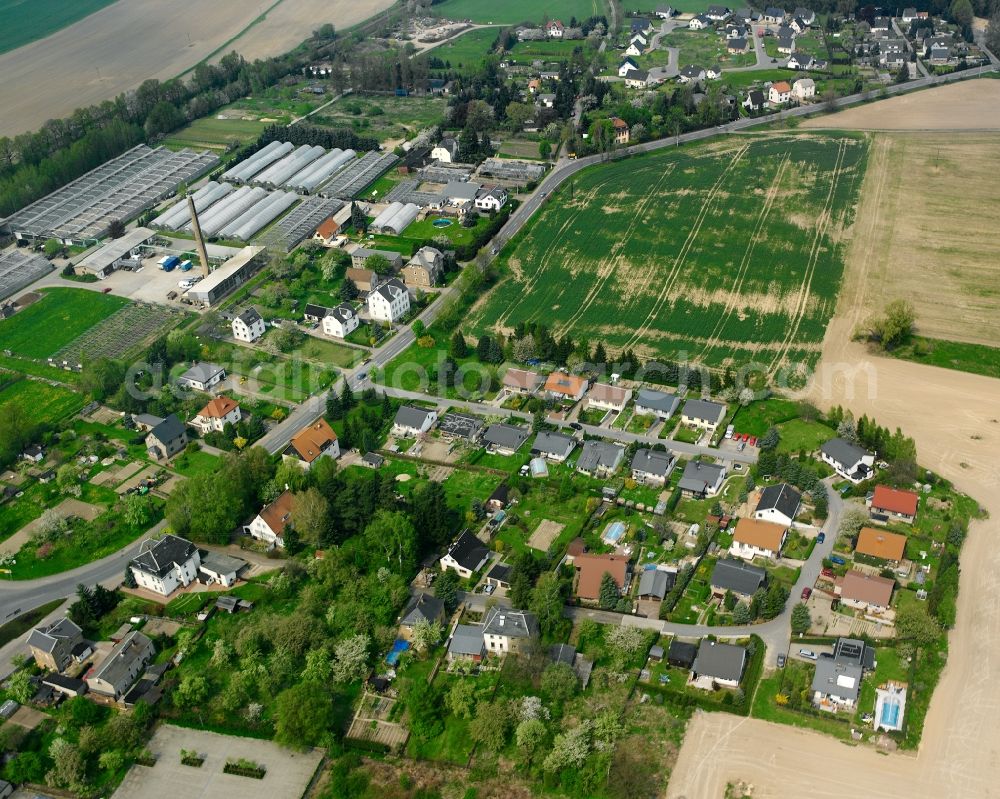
[
  {"left": 0, "top": 0, "right": 393, "bottom": 138},
  {"left": 801, "top": 79, "right": 1000, "bottom": 130},
  {"left": 669, "top": 83, "right": 1000, "bottom": 799}
]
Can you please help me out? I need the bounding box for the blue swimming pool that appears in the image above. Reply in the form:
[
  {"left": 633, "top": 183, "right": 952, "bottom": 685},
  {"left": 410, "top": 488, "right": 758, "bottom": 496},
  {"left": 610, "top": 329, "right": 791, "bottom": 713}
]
[
  {"left": 880, "top": 699, "right": 901, "bottom": 728},
  {"left": 604, "top": 521, "right": 626, "bottom": 543},
  {"left": 385, "top": 638, "right": 410, "bottom": 666}
]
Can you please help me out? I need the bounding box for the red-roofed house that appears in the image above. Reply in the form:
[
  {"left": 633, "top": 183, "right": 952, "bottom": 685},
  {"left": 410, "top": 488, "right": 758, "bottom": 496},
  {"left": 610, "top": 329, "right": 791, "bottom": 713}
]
[
  {"left": 190, "top": 396, "right": 241, "bottom": 434},
  {"left": 768, "top": 81, "right": 792, "bottom": 104},
  {"left": 313, "top": 217, "right": 341, "bottom": 246},
  {"left": 836, "top": 570, "right": 894, "bottom": 613},
  {"left": 588, "top": 382, "right": 632, "bottom": 412},
  {"left": 868, "top": 485, "right": 919, "bottom": 524},
  {"left": 611, "top": 117, "right": 630, "bottom": 145},
  {"left": 573, "top": 553, "right": 630, "bottom": 601},
  {"left": 547, "top": 19, "right": 565, "bottom": 37},
  {"left": 544, "top": 372, "right": 589, "bottom": 402}
]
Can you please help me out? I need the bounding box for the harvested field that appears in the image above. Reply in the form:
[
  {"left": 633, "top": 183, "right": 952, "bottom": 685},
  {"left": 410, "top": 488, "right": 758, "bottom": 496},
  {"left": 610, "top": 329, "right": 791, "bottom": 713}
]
[
  {"left": 527, "top": 519, "right": 565, "bottom": 551},
  {"left": 471, "top": 134, "right": 869, "bottom": 370},
  {"left": 837, "top": 132, "right": 1000, "bottom": 347},
  {"left": 0, "top": 0, "right": 394, "bottom": 138},
  {"left": 801, "top": 78, "right": 1000, "bottom": 131}
]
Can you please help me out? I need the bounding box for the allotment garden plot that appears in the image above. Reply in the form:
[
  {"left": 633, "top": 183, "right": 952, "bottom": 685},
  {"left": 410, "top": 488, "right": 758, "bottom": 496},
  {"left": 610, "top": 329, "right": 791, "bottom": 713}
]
[{"left": 471, "top": 134, "right": 868, "bottom": 370}]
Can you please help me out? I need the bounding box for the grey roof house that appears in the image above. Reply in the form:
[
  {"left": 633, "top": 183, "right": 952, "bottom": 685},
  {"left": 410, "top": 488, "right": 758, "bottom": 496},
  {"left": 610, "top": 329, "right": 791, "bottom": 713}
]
[
  {"left": 634, "top": 388, "right": 681, "bottom": 418},
  {"left": 811, "top": 658, "right": 863, "bottom": 708},
  {"left": 820, "top": 437, "right": 875, "bottom": 483},
  {"left": 400, "top": 593, "right": 445, "bottom": 631},
  {"left": 177, "top": 361, "right": 226, "bottom": 391},
  {"left": 678, "top": 460, "right": 726, "bottom": 497},
  {"left": 392, "top": 405, "right": 437, "bottom": 437},
  {"left": 483, "top": 423, "right": 530, "bottom": 453},
  {"left": 681, "top": 398, "right": 726, "bottom": 428},
  {"left": 440, "top": 530, "right": 490, "bottom": 578},
  {"left": 86, "top": 630, "right": 155, "bottom": 699},
  {"left": 448, "top": 624, "right": 486, "bottom": 662},
  {"left": 27, "top": 618, "right": 85, "bottom": 672},
  {"left": 145, "top": 414, "right": 188, "bottom": 460},
  {"left": 754, "top": 483, "right": 801, "bottom": 526},
  {"left": 691, "top": 640, "right": 747, "bottom": 687},
  {"left": 533, "top": 430, "right": 576, "bottom": 461},
  {"left": 576, "top": 440, "right": 625, "bottom": 476},
  {"left": 637, "top": 568, "right": 676, "bottom": 600},
  {"left": 710, "top": 558, "right": 767, "bottom": 598},
  {"left": 631, "top": 448, "right": 677, "bottom": 484}
]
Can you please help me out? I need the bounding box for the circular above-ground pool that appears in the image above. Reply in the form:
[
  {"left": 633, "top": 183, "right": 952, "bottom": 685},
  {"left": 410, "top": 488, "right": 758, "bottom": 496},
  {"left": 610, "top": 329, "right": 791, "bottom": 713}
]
[{"left": 432, "top": 217, "right": 453, "bottom": 228}]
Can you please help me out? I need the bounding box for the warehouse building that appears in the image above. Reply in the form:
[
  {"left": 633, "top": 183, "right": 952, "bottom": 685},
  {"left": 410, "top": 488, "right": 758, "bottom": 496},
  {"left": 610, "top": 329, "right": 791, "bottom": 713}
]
[
  {"left": 75, "top": 227, "right": 156, "bottom": 278},
  {"left": 186, "top": 246, "right": 266, "bottom": 306}
]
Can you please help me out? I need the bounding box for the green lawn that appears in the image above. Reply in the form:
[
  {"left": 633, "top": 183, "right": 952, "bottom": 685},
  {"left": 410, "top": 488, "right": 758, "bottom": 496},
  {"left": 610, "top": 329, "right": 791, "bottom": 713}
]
[
  {"left": 775, "top": 418, "right": 835, "bottom": 454},
  {"left": 402, "top": 214, "right": 490, "bottom": 247},
  {"left": 429, "top": 27, "right": 499, "bottom": 72},
  {"left": 0, "top": 287, "right": 128, "bottom": 358},
  {"left": 889, "top": 336, "right": 1000, "bottom": 381},
  {"left": 442, "top": 468, "right": 505, "bottom": 514},
  {"left": 163, "top": 116, "right": 266, "bottom": 151},
  {"left": 431, "top": 0, "right": 604, "bottom": 24},
  {"left": 167, "top": 448, "right": 221, "bottom": 478},
  {"left": 293, "top": 336, "right": 365, "bottom": 368},
  {"left": 508, "top": 39, "right": 591, "bottom": 61},
  {"left": 0, "top": 378, "right": 85, "bottom": 424},
  {"left": 729, "top": 397, "right": 799, "bottom": 436},
  {"left": 0, "top": 0, "right": 117, "bottom": 54},
  {"left": 661, "top": 28, "right": 757, "bottom": 69},
  {"left": 753, "top": 668, "right": 855, "bottom": 740}
]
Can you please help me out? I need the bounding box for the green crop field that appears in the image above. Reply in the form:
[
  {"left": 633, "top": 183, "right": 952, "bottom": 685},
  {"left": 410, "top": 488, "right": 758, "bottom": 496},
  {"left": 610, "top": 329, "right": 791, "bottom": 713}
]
[
  {"left": 470, "top": 134, "right": 868, "bottom": 370},
  {"left": 429, "top": 27, "right": 500, "bottom": 72},
  {"left": 163, "top": 116, "right": 267, "bottom": 151},
  {"left": 0, "top": 288, "right": 128, "bottom": 359},
  {"left": 432, "top": 0, "right": 603, "bottom": 24},
  {"left": 0, "top": 379, "right": 85, "bottom": 424},
  {"left": 0, "top": 0, "right": 116, "bottom": 54}
]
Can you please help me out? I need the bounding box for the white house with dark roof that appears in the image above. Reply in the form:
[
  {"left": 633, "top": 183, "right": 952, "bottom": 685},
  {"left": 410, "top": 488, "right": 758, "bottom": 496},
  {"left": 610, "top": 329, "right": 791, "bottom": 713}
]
[
  {"left": 322, "top": 303, "right": 360, "bottom": 338},
  {"left": 399, "top": 593, "right": 445, "bottom": 640},
  {"left": 86, "top": 631, "right": 154, "bottom": 699},
  {"left": 367, "top": 277, "right": 410, "bottom": 322},
  {"left": 691, "top": 640, "right": 747, "bottom": 689},
  {"left": 635, "top": 388, "right": 681, "bottom": 419},
  {"left": 145, "top": 414, "right": 188, "bottom": 460},
  {"left": 440, "top": 530, "right": 490, "bottom": 578},
  {"left": 624, "top": 69, "right": 651, "bottom": 88},
  {"left": 482, "top": 607, "right": 538, "bottom": 654},
  {"left": 812, "top": 659, "right": 863, "bottom": 711},
  {"left": 689, "top": 14, "right": 711, "bottom": 29},
  {"left": 754, "top": 483, "right": 801, "bottom": 527},
  {"left": 129, "top": 534, "right": 200, "bottom": 596},
  {"left": 533, "top": 430, "right": 576, "bottom": 461},
  {"left": 232, "top": 307, "right": 265, "bottom": 343},
  {"left": 475, "top": 185, "right": 508, "bottom": 212},
  {"left": 631, "top": 448, "right": 677, "bottom": 485},
  {"left": 678, "top": 459, "right": 726, "bottom": 497},
  {"left": 482, "top": 423, "right": 530, "bottom": 455},
  {"left": 393, "top": 405, "right": 437, "bottom": 437},
  {"left": 618, "top": 57, "right": 640, "bottom": 76},
  {"left": 820, "top": 438, "right": 875, "bottom": 483},
  {"left": 679, "top": 65, "right": 707, "bottom": 83},
  {"left": 431, "top": 137, "right": 459, "bottom": 163},
  {"left": 680, "top": 398, "right": 726, "bottom": 431},
  {"left": 710, "top": 558, "right": 767, "bottom": 599},
  {"left": 177, "top": 362, "right": 226, "bottom": 392},
  {"left": 576, "top": 440, "right": 625, "bottom": 477}
]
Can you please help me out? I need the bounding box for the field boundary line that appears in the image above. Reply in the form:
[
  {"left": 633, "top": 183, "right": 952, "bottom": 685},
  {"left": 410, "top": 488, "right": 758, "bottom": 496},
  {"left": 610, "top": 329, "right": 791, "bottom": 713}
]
[
  {"left": 621, "top": 141, "right": 752, "bottom": 353},
  {"left": 766, "top": 138, "right": 849, "bottom": 374}
]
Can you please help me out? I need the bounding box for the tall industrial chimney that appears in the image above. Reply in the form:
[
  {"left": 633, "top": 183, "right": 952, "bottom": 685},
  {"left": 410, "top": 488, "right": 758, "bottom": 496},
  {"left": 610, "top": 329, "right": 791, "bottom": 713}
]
[{"left": 187, "top": 193, "right": 211, "bottom": 279}]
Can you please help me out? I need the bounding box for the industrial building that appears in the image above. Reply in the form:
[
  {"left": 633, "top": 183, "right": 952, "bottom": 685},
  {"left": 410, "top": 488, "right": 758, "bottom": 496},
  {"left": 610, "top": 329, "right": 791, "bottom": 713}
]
[
  {"left": 151, "top": 181, "right": 234, "bottom": 229},
  {"left": 75, "top": 227, "right": 156, "bottom": 278},
  {"left": 0, "top": 250, "right": 54, "bottom": 302},
  {"left": 186, "top": 246, "right": 266, "bottom": 306},
  {"left": 0, "top": 145, "right": 218, "bottom": 245},
  {"left": 220, "top": 141, "right": 361, "bottom": 195},
  {"left": 321, "top": 151, "right": 400, "bottom": 199},
  {"left": 257, "top": 196, "right": 345, "bottom": 252}
]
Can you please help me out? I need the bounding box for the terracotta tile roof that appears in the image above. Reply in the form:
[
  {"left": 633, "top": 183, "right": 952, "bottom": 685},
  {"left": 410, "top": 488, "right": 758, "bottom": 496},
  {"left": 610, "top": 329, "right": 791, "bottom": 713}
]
[
  {"left": 855, "top": 527, "right": 907, "bottom": 562},
  {"left": 574, "top": 553, "right": 629, "bottom": 600},
  {"left": 840, "top": 570, "right": 894, "bottom": 607},
  {"left": 315, "top": 217, "right": 339, "bottom": 239},
  {"left": 732, "top": 518, "right": 786, "bottom": 551},
  {"left": 772, "top": 80, "right": 791, "bottom": 92},
  {"left": 544, "top": 372, "right": 587, "bottom": 397},
  {"left": 198, "top": 396, "right": 239, "bottom": 419},
  {"left": 289, "top": 419, "right": 337, "bottom": 463},
  {"left": 871, "top": 485, "right": 918, "bottom": 517},
  {"left": 259, "top": 490, "right": 294, "bottom": 536}
]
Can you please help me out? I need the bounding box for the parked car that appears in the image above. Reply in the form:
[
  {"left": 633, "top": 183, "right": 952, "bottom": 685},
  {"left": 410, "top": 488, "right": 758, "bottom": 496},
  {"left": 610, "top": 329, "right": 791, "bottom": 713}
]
[
  {"left": 777, "top": 654, "right": 786, "bottom": 668},
  {"left": 798, "top": 649, "right": 818, "bottom": 660},
  {"left": 817, "top": 532, "right": 826, "bottom": 543},
  {"left": 821, "top": 568, "right": 834, "bottom": 578},
  {"left": 569, "top": 422, "right": 583, "bottom": 431},
  {"left": 102, "top": 287, "right": 113, "bottom": 294},
  {"left": 830, "top": 555, "right": 846, "bottom": 566},
  {"left": 801, "top": 587, "right": 812, "bottom": 600}
]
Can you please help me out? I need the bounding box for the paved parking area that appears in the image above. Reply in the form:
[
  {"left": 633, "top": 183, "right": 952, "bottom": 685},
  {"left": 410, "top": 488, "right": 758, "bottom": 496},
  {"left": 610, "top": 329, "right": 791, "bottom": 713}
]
[{"left": 112, "top": 724, "right": 322, "bottom": 799}]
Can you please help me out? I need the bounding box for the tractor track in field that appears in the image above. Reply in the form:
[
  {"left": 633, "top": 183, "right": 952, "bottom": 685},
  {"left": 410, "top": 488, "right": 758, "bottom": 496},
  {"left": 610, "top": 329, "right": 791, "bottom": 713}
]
[
  {"left": 766, "top": 137, "right": 849, "bottom": 374},
  {"left": 695, "top": 149, "right": 792, "bottom": 361},
  {"left": 555, "top": 163, "right": 676, "bottom": 340},
  {"left": 620, "top": 141, "right": 752, "bottom": 353}
]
